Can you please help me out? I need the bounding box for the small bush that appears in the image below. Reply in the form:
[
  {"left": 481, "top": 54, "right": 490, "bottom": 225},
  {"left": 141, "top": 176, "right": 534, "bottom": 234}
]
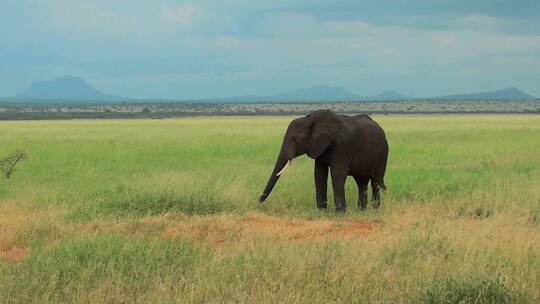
[
  {"left": 457, "top": 205, "right": 494, "bottom": 219},
  {"left": 0, "top": 150, "right": 28, "bottom": 179},
  {"left": 529, "top": 206, "right": 540, "bottom": 227},
  {"left": 417, "top": 274, "right": 525, "bottom": 304}
]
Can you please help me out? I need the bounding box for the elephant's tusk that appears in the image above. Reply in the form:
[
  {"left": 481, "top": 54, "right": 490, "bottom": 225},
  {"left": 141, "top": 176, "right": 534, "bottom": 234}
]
[{"left": 276, "top": 159, "right": 292, "bottom": 176}]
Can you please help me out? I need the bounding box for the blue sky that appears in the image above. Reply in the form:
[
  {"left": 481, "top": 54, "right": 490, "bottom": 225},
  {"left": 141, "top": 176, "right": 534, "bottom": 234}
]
[{"left": 1, "top": 0, "right": 539, "bottom": 99}]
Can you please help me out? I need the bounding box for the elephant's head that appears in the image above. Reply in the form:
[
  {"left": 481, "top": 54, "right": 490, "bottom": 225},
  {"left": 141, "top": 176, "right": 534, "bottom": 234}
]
[{"left": 259, "top": 110, "right": 341, "bottom": 203}]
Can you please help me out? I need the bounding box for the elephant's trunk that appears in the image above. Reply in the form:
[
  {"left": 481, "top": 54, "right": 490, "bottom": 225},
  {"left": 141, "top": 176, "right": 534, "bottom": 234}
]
[{"left": 259, "top": 152, "right": 291, "bottom": 204}]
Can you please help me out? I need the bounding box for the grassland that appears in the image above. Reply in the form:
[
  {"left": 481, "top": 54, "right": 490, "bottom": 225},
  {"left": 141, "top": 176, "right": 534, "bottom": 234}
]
[{"left": 0, "top": 115, "right": 539, "bottom": 303}]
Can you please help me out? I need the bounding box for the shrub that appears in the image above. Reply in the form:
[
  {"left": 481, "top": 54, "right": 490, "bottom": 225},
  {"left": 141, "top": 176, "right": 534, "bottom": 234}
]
[
  {"left": 417, "top": 274, "right": 525, "bottom": 304},
  {"left": 0, "top": 150, "right": 28, "bottom": 178}
]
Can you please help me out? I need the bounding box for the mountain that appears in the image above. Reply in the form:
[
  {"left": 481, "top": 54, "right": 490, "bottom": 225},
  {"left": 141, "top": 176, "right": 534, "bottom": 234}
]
[
  {"left": 15, "top": 76, "right": 124, "bottom": 102},
  {"left": 213, "top": 86, "right": 410, "bottom": 102},
  {"left": 371, "top": 90, "right": 408, "bottom": 100},
  {"left": 211, "top": 86, "right": 537, "bottom": 102},
  {"left": 434, "top": 87, "right": 535, "bottom": 100}
]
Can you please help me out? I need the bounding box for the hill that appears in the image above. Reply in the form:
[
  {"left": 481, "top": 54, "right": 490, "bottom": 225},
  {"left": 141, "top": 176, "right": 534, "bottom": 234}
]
[
  {"left": 15, "top": 76, "right": 124, "bottom": 102},
  {"left": 370, "top": 90, "right": 408, "bottom": 100},
  {"left": 213, "top": 86, "right": 410, "bottom": 102},
  {"left": 434, "top": 87, "right": 535, "bottom": 100}
]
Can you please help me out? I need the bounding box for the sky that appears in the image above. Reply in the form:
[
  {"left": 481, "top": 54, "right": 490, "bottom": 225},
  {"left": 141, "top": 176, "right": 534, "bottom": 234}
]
[{"left": 1, "top": 0, "right": 539, "bottom": 99}]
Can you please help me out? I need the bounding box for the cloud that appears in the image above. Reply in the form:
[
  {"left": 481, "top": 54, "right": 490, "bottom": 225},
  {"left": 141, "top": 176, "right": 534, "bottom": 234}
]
[
  {"left": 34, "top": 1, "right": 139, "bottom": 37},
  {"left": 1, "top": 1, "right": 539, "bottom": 98},
  {"left": 175, "top": 17, "right": 540, "bottom": 96},
  {"left": 160, "top": 4, "right": 195, "bottom": 33},
  {"left": 283, "top": 1, "right": 540, "bottom": 30},
  {"left": 32, "top": 1, "right": 197, "bottom": 39}
]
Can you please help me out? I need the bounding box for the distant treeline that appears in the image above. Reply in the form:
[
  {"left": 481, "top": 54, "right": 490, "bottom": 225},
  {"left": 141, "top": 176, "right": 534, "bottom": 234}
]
[{"left": 1, "top": 100, "right": 539, "bottom": 120}]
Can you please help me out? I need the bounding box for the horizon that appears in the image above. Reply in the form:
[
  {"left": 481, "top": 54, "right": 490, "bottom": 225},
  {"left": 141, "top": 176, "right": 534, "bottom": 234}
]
[
  {"left": 8, "top": 75, "right": 538, "bottom": 101},
  {"left": 1, "top": 1, "right": 539, "bottom": 99}
]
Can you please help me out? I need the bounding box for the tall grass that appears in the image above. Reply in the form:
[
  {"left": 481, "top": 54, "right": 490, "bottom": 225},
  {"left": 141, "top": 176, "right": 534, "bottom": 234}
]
[
  {"left": 1, "top": 235, "right": 208, "bottom": 303},
  {"left": 0, "top": 115, "right": 539, "bottom": 303}
]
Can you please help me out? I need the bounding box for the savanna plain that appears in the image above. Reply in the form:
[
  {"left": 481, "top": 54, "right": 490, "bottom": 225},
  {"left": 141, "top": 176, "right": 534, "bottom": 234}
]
[{"left": 0, "top": 115, "right": 539, "bottom": 304}]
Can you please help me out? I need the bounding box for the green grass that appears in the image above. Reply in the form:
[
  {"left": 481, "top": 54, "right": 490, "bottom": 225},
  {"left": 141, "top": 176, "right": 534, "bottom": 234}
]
[{"left": 0, "top": 115, "right": 539, "bottom": 303}]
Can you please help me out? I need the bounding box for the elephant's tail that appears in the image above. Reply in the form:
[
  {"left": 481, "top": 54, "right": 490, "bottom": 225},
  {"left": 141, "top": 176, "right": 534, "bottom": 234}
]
[{"left": 381, "top": 181, "right": 387, "bottom": 192}]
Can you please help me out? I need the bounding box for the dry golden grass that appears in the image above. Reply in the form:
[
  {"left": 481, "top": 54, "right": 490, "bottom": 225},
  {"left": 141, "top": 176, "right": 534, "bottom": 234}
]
[{"left": 0, "top": 202, "right": 68, "bottom": 261}]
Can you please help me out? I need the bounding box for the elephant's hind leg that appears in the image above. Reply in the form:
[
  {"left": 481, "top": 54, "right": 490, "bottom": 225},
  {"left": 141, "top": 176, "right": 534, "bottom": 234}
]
[
  {"left": 371, "top": 156, "right": 387, "bottom": 209},
  {"left": 371, "top": 180, "right": 383, "bottom": 209},
  {"left": 354, "top": 176, "right": 369, "bottom": 210}
]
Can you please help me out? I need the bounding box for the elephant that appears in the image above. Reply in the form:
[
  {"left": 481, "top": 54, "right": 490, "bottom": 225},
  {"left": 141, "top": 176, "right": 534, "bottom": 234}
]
[{"left": 259, "top": 110, "right": 388, "bottom": 212}]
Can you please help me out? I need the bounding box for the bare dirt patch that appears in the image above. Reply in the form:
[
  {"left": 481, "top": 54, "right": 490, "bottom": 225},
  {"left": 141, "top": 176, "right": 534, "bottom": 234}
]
[
  {"left": 162, "top": 212, "right": 378, "bottom": 247},
  {"left": 241, "top": 213, "right": 376, "bottom": 240},
  {"left": 0, "top": 246, "right": 30, "bottom": 263}
]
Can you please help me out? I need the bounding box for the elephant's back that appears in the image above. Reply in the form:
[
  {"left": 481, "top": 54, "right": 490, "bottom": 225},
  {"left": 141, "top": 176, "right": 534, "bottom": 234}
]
[
  {"left": 345, "top": 115, "right": 389, "bottom": 175},
  {"left": 351, "top": 115, "right": 387, "bottom": 140}
]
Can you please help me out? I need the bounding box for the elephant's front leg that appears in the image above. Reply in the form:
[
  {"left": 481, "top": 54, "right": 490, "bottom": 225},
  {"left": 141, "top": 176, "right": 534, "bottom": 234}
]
[
  {"left": 330, "top": 166, "right": 348, "bottom": 212},
  {"left": 314, "top": 159, "right": 328, "bottom": 209}
]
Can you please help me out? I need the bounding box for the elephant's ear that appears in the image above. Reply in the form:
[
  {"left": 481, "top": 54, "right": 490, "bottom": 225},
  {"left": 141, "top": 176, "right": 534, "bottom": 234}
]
[{"left": 308, "top": 110, "right": 341, "bottom": 159}]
